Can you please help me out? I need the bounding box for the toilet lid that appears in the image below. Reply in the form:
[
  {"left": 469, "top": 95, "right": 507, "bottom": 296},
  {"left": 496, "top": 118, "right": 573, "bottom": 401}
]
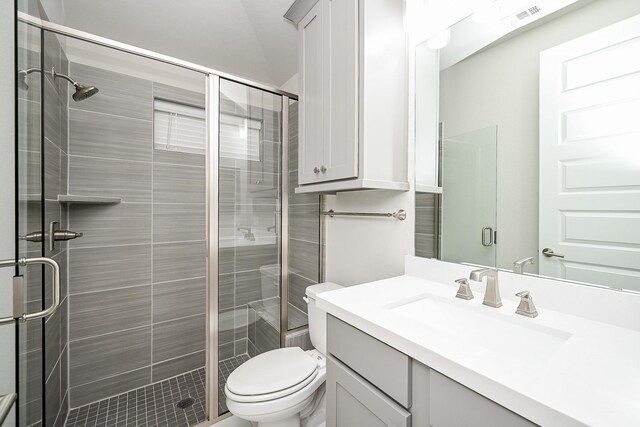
[{"left": 226, "top": 347, "right": 318, "bottom": 397}]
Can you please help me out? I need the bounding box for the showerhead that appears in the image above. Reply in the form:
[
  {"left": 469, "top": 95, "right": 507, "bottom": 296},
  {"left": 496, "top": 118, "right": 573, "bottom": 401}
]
[
  {"left": 72, "top": 83, "right": 99, "bottom": 101},
  {"left": 17, "top": 67, "right": 99, "bottom": 102},
  {"left": 53, "top": 69, "right": 99, "bottom": 102}
]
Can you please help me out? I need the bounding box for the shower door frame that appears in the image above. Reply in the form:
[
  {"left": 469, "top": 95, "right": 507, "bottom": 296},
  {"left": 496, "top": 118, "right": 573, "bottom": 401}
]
[{"left": 17, "top": 11, "right": 298, "bottom": 426}]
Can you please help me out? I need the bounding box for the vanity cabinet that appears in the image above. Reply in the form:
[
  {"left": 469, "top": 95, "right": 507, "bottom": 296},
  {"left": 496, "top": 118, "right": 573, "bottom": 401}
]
[
  {"left": 326, "top": 315, "right": 537, "bottom": 427},
  {"left": 289, "top": 0, "right": 409, "bottom": 194}
]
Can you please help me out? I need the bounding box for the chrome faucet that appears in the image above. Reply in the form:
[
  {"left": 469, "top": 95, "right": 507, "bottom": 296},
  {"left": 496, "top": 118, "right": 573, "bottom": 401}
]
[
  {"left": 469, "top": 268, "right": 502, "bottom": 308},
  {"left": 455, "top": 278, "right": 474, "bottom": 300},
  {"left": 237, "top": 227, "right": 255, "bottom": 241},
  {"left": 513, "top": 257, "right": 534, "bottom": 274},
  {"left": 515, "top": 291, "right": 538, "bottom": 318},
  {"left": 266, "top": 225, "right": 277, "bottom": 232}
]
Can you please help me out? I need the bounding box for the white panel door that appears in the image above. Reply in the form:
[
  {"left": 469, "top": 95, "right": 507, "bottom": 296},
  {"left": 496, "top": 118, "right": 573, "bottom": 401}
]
[
  {"left": 299, "top": 2, "right": 325, "bottom": 185},
  {"left": 539, "top": 14, "right": 640, "bottom": 290},
  {"left": 322, "top": 0, "right": 358, "bottom": 183}
]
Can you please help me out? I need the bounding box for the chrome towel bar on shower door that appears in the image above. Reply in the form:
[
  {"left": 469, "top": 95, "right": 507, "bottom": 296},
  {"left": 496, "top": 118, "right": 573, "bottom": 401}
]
[
  {"left": 322, "top": 209, "right": 407, "bottom": 221},
  {"left": 0, "top": 257, "right": 61, "bottom": 325}
]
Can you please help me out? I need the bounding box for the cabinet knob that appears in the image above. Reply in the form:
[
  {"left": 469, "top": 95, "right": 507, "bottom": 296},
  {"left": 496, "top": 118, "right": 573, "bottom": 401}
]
[
  {"left": 313, "top": 167, "right": 320, "bottom": 174},
  {"left": 320, "top": 165, "right": 327, "bottom": 173}
]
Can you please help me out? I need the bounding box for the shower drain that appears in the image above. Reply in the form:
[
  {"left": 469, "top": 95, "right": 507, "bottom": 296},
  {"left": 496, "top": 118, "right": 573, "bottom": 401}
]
[{"left": 176, "top": 397, "right": 195, "bottom": 410}]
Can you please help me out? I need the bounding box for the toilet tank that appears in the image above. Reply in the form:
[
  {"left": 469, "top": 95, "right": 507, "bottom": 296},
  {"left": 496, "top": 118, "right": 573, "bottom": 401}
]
[{"left": 305, "top": 282, "right": 343, "bottom": 355}]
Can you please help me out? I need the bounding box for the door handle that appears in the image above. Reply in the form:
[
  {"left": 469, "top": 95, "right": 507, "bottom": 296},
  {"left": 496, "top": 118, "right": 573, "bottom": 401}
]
[
  {"left": 542, "top": 248, "right": 565, "bottom": 258},
  {"left": 0, "top": 257, "right": 60, "bottom": 325},
  {"left": 0, "top": 393, "right": 17, "bottom": 426},
  {"left": 482, "top": 227, "right": 494, "bottom": 247}
]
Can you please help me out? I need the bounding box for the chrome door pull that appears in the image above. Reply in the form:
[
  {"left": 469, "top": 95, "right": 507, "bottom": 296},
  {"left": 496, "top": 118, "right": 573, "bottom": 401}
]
[
  {"left": 0, "top": 393, "right": 17, "bottom": 426},
  {"left": 542, "top": 248, "right": 565, "bottom": 258},
  {"left": 0, "top": 257, "right": 61, "bottom": 325},
  {"left": 482, "top": 227, "right": 494, "bottom": 247},
  {"left": 49, "top": 220, "right": 83, "bottom": 251}
]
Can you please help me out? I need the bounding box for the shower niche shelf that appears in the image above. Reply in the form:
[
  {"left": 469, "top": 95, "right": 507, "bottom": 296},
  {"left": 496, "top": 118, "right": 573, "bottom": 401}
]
[{"left": 57, "top": 195, "right": 122, "bottom": 204}]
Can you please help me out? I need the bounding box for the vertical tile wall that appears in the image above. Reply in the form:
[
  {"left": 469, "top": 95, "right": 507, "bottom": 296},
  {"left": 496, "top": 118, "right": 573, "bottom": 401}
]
[
  {"left": 287, "top": 100, "right": 321, "bottom": 329},
  {"left": 66, "top": 63, "right": 206, "bottom": 408},
  {"left": 415, "top": 193, "right": 439, "bottom": 258},
  {"left": 41, "top": 30, "right": 71, "bottom": 427}
]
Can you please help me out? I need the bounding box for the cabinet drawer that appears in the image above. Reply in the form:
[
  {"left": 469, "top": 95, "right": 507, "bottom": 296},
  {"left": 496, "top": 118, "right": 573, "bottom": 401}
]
[
  {"left": 327, "top": 315, "right": 411, "bottom": 407},
  {"left": 327, "top": 355, "right": 411, "bottom": 427},
  {"left": 429, "top": 370, "right": 537, "bottom": 427}
]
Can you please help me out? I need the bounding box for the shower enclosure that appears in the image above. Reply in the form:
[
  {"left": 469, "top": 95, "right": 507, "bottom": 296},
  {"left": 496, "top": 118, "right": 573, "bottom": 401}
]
[{"left": 7, "top": 8, "right": 320, "bottom": 427}]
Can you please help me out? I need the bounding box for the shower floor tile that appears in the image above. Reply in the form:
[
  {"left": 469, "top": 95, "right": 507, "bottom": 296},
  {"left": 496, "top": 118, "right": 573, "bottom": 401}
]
[
  {"left": 64, "top": 354, "right": 251, "bottom": 427},
  {"left": 218, "top": 354, "right": 250, "bottom": 415},
  {"left": 65, "top": 368, "right": 206, "bottom": 427}
]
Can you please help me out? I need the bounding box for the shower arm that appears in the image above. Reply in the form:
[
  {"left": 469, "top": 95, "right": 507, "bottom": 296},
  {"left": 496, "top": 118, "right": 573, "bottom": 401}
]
[{"left": 20, "top": 67, "right": 81, "bottom": 87}]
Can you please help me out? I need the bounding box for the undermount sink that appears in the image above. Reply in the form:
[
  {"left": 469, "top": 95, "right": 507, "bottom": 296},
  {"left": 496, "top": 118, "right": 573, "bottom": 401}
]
[{"left": 385, "top": 294, "right": 572, "bottom": 370}]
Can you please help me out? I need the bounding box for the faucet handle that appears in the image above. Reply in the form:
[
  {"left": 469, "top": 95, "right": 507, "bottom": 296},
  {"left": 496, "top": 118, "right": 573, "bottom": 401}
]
[
  {"left": 455, "top": 278, "right": 474, "bottom": 300},
  {"left": 515, "top": 291, "right": 538, "bottom": 318}
]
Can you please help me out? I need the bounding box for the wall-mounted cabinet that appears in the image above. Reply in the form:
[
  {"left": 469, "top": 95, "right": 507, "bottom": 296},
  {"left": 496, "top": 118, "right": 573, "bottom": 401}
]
[{"left": 287, "top": 0, "right": 409, "bottom": 194}]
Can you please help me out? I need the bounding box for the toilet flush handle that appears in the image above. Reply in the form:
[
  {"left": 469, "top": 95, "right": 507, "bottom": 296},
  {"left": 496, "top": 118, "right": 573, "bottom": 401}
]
[{"left": 303, "top": 296, "right": 310, "bottom": 304}]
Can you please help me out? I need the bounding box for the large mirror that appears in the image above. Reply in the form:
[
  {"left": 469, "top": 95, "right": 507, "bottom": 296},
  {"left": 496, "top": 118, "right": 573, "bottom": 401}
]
[{"left": 415, "top": 0, "right": 640, "bottom": 292}]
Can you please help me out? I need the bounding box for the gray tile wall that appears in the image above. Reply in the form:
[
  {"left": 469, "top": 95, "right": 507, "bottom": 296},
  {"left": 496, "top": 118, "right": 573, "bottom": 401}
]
[
  {"left": 287, "top": 100, "right": 320, "bottom": 328},
  {"left": 66, "top": 63, "right": 207, "bottom": 408},
  {"left": 415, "top": 193, "right": 439, "bottom": 258},
  {"left": 44, "top": 30, "right": 70, "bottom": 427}
]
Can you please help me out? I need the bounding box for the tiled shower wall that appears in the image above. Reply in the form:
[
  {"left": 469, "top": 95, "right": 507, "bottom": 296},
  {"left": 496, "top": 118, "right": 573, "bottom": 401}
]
[
  {"left": 287, "top": 100, "right": 321, "bottom": 325},
  {"left": 66, "top": 63, "right": 207, "bottom": 408},
  {"left": 415, "top": 193, "right": 439, "bottom": 258},
  {"left": 17, "top": 26, "right": 71, "bottom": 427}
]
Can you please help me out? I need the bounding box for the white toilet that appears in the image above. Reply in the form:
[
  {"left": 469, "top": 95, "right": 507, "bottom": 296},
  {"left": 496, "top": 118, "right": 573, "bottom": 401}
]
[{"left": 225, "top": 282, "right": 343, "bottom": 427}]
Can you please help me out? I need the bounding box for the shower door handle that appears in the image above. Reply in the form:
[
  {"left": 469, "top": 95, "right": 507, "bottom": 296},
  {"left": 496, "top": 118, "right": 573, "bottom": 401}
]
[
  {"left": 481, "top": 227, "right": 494, "bottom": 247},
  {"left": 0, "top": 257, "right": 60, "bottom": 325}
]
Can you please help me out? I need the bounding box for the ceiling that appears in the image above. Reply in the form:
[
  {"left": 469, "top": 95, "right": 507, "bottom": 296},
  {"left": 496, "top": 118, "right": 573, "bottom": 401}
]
[{"left": 39, "top": 0, "right": 298, "bottom": 88}]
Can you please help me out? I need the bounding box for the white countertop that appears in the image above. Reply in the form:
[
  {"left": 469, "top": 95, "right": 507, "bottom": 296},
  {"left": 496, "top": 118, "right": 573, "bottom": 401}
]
[{"left": 317, "top": 273, "right": 640, "bottom": 426}]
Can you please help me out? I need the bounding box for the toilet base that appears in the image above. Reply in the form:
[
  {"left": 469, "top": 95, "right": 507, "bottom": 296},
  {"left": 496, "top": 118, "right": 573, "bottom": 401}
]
[{"left": 256, "top": 414, "right": 300, "bottom": 427}]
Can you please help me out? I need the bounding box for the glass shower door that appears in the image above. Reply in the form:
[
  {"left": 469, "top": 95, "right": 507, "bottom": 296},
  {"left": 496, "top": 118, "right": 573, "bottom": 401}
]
[
  {"left": 441, "top": 126, "right": 498, "bottom": 267},
  {"left": 15, "top": 21, "right": 45, "bottom": 427},
  {"left": 217, "top": 79, "right": 283, "bottom": 416}
]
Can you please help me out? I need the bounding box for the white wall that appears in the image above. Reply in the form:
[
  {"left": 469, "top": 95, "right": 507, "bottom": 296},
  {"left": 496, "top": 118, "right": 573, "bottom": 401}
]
[
  {"left": 280, "top": 73, "right": 299, "bottom": 95},
  {"left": 439, "top": 0, "right": 640, "bottom": 271},
  {"left": 324, "top": 21, "right": 416, "bottom": 286},
  {"left": 0, "top": 1, "right": 16, "bottom": 425}
]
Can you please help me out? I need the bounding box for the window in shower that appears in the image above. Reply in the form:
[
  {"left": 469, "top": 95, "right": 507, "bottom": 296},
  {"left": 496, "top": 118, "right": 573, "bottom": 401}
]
[{"left": 153, "top": 99, "right": 206, "bottom": 155}]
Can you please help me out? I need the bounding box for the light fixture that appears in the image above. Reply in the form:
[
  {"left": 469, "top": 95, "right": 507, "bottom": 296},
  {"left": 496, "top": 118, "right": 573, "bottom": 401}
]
[
  {"left": 426, "top": 28, "right": 451, "bottom": 49},
  {"left": 472, "top": 1, "right": 501, "bottom": 24}
]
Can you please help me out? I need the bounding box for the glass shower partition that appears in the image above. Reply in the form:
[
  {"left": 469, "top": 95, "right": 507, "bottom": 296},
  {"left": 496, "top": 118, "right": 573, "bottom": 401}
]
[
  {"left": 16, "top": 19, "right": 45, "bottom": 427},
  {"left": 217, "top": 79, "right": 284, "bottom": 416},
  {"left": 16, "top": 21, "right": 210, "bottom": 426},
  {"left": 15, "top": 11, "right": 308, "bottom": 427}
]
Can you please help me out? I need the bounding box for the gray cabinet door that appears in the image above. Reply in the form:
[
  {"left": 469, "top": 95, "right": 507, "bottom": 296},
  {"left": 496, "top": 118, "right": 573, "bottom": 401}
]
[
  {"left": 326, "top": 355, "right": 411, "bottom": 427},
  {"left": 430, "top": 370, "right": 537, "bottom": 427}
]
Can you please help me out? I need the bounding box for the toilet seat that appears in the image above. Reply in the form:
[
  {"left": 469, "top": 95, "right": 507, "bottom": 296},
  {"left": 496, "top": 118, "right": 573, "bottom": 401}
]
[{"left": 225, "top": 347, "right": 320, "bottom": 403}]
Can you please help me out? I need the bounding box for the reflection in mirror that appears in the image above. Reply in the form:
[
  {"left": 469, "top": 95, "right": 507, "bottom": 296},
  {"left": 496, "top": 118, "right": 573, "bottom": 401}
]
[
  {"left": 441, "top": 126, "right": 497, "bottom": 267},
  {"left": 414, "top": 0, "right": 640, "bottom": 292}
]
